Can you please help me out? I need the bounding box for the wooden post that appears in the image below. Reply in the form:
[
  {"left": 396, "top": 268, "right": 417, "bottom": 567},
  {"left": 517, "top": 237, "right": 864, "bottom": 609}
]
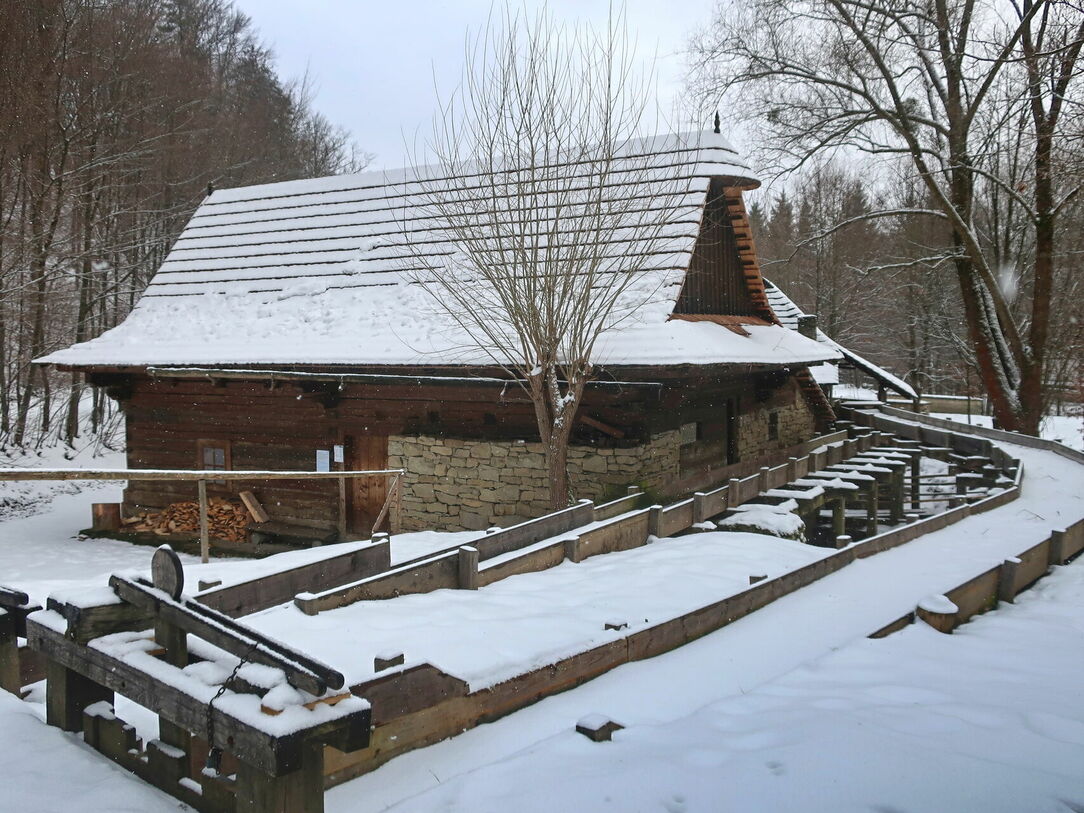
[
  {"left": 234, "top": 740, "right": 324, "bottom": 813},
  {"left": 692, "top": 493, "right": 707, "bottom": 524},
  {"left": 337, "top": 475, "right": 347, "bottom": 541},
  {"left": 889, "top": 471, "right": 905, "bottom": 524},
  {"left": 91, "top": 503, "right": 122, "bottom": 531},
  {"left": 728, "top": 478, "right": 742, "bottom": 507},
  {"left": 832, "top": 497, "right": 846, "bottom": 538},
  {"left": 866, "top": 482, "right": 879, "bottom": 537},
  {"left": 197, "top": 478, "right": 210, "bottom": 564},
  {"left": 394, "top": 473, "right": 402, "bottom": 535},
  {"left": 0, "top": 611, "right": 20, "bottom": 695},
  {"left": 786, "top": 456, "right": 799, "bottom": 482},
  {"left": 563, "top": 536, "right": 582, "bottom": 563},
  {"left": 46, "top": 661, "right": 113, "bottom": 732},
  {"left": 647, "top": 505, "right": 662, "bottom": 538},
  {"left": 909, "top": 456, "right": 920, "bottom": 510},
  {"left": 1049, "top": 529, "right": 1066, "bottom": 566},
  {"left": 998, "top": 558, "right": 1019, "bottom": 604},
  {"left": 457, "top": 546, "right": 479, "bottom": 590}
]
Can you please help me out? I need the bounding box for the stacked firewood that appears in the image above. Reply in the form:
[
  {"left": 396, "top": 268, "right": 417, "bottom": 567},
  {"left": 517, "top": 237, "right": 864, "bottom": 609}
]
[{"left": 122, "top": 498, "right": 250, "bottom": 543}]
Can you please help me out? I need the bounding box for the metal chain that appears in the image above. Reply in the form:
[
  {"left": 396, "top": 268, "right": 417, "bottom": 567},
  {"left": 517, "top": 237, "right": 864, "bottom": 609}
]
[{"left": 204, "top": 640, "right": 259, "bottom": 773}]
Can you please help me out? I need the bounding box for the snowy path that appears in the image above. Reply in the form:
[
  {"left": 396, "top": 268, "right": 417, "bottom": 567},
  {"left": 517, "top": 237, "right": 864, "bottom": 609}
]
[{"left": 327, "top": 440, "right": 1084, "bottom": 812}]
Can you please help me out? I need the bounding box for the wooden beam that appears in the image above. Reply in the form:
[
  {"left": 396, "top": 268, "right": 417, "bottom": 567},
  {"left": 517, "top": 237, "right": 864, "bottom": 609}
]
[
  {"left": 109, "top": 575, "right": 344, "bottom": 695},
  {"left": 28, "top": 618, "right": 368, "bottom": 775},
  {"left": 47, "top": 596, "right": 151, "bottom": 643},
  {"left": 0, "top": 586, "right": 29, "bottom": 608},
  {"left": 0, "top": 468, "right": 405, "bottom": 482},
  {"left": 240, "top": 490, "right": 271, "bottom": 524},
  {"left": 134, "top": 366, "right": 665, "bottom": 391},
  {"left": 578, "top": 414, "right": 626, "bottom": 439}
]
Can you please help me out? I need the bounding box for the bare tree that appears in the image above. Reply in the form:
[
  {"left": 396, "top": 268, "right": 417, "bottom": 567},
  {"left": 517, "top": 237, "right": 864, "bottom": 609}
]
[
  {"left": 691, "top": 0, "right": 1084, "bottom": 433},
  {"left": 408, "top": 5, "right": 688, "bottom": 508},
  {"left": 0, "top": 0, "right": 367, "bottom": 449}
]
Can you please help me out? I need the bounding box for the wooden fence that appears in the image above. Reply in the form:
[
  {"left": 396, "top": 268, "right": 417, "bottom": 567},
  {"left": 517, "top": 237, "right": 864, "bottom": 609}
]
[
  {"left": 871, "top": 517, "right": 1084, "bottom": 638},
  {"left": 0, "top": 467, "right": 404, "bottom": 563},
  {"left": 293, "top": 429, "right": 909, "bottom": 615}
]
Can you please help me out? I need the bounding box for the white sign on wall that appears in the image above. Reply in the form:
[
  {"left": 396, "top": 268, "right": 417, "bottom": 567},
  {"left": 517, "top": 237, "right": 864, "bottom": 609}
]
[
  {"left": 315, "top": 449, "right": 331, "bottom": 472},
  {"left": 333, "top": 444, "right": 344, "bottom": 463}
]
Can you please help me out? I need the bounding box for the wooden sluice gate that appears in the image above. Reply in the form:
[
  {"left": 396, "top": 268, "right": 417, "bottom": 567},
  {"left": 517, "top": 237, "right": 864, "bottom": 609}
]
[{"left": 25, "top": 547, "right": 371, "bottom": 813}]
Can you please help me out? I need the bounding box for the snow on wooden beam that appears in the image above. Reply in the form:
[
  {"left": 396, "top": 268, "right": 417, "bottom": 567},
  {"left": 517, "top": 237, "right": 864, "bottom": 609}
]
[{"left": 141, "top": 366, "right": 665, "bottom": 389}]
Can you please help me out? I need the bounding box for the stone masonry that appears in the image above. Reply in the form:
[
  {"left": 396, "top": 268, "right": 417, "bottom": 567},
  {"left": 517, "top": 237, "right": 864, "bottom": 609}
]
[
  {"left": 738, "top": 394, "right": 816, "bottom": 461},
  {"left": 391, "top": 386, "right": 815, "bottom": 532},
  {"left": 390, "top": 431, "right": 680, "bottom": 531}
]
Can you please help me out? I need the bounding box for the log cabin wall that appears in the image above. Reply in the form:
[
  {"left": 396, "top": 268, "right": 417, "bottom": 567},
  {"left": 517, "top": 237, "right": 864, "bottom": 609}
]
[
  {"left": 118, "top": 374, "right": 657, "bottom": 532},
  {"left": 116, "top": 368, "right": 814, "bottom": 534}
]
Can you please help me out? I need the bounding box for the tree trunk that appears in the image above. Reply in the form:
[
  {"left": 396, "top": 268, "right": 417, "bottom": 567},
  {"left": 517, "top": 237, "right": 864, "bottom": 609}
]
[{"left": 545, "top": 433, "right": 571, "bottom": 511}]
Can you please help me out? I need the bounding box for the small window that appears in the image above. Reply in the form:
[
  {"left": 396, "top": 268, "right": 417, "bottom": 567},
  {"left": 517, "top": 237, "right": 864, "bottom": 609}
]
[
  {"left": 197, "top": 440, "right": 230, "bottom": 485},
  {"left": 767, "top": 411, "right": 779, "bottom": 441},
  {"left": 202, "top": 446, "right": 226, "bottom": 471},
  {"left": 680, "top": 422, "right": 700, "bottom": 446}
]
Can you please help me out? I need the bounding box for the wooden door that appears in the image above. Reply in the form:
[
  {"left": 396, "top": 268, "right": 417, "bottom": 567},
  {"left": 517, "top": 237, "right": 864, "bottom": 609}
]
[{"left": 347, "top": 434, "right": 388, "bottom": 534}]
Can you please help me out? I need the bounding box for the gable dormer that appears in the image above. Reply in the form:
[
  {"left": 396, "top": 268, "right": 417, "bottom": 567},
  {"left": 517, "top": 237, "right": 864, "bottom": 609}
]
[{"left": 673, "top": 178, "right": 777, "bottom": 324}]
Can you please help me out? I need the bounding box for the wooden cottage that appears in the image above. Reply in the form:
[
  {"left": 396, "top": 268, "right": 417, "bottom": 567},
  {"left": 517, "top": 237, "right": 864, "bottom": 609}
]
[{"left": 41, "top": 131, "right": 840, "bottom": 536}]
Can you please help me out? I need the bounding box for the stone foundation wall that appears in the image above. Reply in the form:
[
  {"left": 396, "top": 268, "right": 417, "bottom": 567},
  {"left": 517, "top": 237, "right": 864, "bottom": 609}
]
[
  {"left": 390, "top": 381, "right": 817, "bottom": 532},
  {"left": 389, "top": 431, "right": 680, "bottom": 531},
  {"left": 737, "top": 387, "right": 816, "bottom": 461}
]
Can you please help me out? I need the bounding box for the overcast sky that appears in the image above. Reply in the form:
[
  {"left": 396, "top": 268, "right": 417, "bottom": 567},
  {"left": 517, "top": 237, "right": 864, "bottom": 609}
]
[{"left": 231, "top": 0, "right": 719, "bottom": 171}]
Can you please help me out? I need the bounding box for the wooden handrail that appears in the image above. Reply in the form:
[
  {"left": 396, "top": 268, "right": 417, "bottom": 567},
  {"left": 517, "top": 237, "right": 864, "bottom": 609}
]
[
  {"left": 0, "top": 467, "right": 406, "bottom": 563},
  {"left": 0, "top": 468, "right": 404, "bottom": 481}
]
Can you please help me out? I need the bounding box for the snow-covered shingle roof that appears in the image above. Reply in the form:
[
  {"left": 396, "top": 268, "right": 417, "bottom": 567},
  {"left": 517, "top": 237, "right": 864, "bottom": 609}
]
[
  {"left": 42, "top": 132, "right": 838, "bottom": 370},
  {"left": 764, "top": 279, "right": 917, "bottom": 399}
]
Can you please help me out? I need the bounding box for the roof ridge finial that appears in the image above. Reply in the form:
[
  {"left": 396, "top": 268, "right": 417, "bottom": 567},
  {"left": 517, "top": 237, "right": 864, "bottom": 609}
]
[{"left": 713, "top": 111, "right": 720, "bottom": 134}]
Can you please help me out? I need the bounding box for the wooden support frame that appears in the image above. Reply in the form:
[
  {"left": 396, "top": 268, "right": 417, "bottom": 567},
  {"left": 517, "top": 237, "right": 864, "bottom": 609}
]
[
  {"left": 30, "top": 618, "right": 367, "bottom": 775},
  {"left": 30, "top": 610, "right": 369, "bottom": 813},
  {"left": 110, "top": 575, "right": 344, "bottom": 695}
]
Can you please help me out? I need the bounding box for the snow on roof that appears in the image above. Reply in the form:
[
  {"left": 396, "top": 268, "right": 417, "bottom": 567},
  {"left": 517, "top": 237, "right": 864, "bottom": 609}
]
[
  {"left": 42, "top": 132, "right": 837, "bottom": 370},
  {"left": 763, "top": 279, "right": 917, "bottom": 399}
]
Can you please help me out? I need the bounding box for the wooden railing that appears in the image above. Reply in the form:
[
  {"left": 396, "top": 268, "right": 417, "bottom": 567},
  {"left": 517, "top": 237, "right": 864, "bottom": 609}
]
[{"left": 0, "top": 467, "right": 405, "bottom": 563}]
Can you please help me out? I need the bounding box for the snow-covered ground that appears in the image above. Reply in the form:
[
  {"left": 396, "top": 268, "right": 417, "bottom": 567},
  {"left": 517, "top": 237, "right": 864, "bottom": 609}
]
[
  {"left": 245, "top": 532, "right": 830, "bottom": 688},
  {"left": 323, "top": 438, "right": 1084, "bottom": 812},
  {"left": 354, "top": 556, "right": 1084, "bottom": 813},
  {"left": 0, "top": 432, "right": 1081, "bottom": 812}
]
